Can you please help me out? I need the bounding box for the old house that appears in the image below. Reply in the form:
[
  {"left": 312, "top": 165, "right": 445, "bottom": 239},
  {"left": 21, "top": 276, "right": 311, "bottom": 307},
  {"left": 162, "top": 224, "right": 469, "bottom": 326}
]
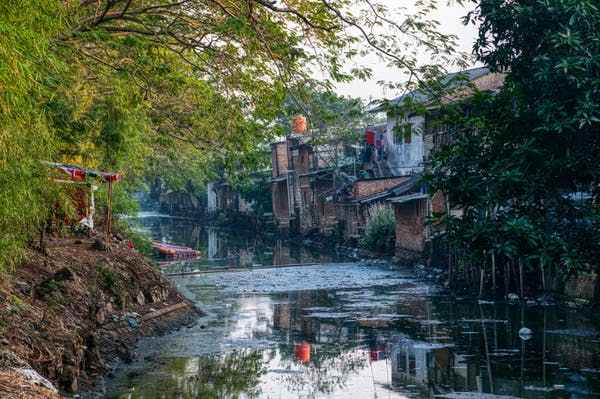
[
  {"left": 375, "top": 67, "right": 506, "bottom": 258},
  {"left": 334, "top": 176, "right": 416, "bottom": 240},
  {"left": 271, "top": 135, "right": 320, "bottom": 231},
  {"left": 206, "top": 180, "right": 253, "bottom": 216}
]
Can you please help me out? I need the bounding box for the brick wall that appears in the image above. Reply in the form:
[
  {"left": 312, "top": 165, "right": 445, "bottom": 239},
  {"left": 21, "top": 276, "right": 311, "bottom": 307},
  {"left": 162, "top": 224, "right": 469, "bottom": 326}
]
[
  {"left": 272, "top": 180, "right": 289, "bottom": 227},
  {"left": 336, "top": 203, "right": 362, "bottom": 238},
  {"left": 430, "top": 191, "right": 446, "bottom": 214},
  {"left": 353, "top": 177, "right": 408, "bottom": 199},
  {"left": 294, "top": 145, "right": 313, "bottom": 175},
  {"left": 272, "top": 142, "right": 288, "bottom": 178},
  {"left": 394, "top": 199, "right": 427, "bottom": 253}
]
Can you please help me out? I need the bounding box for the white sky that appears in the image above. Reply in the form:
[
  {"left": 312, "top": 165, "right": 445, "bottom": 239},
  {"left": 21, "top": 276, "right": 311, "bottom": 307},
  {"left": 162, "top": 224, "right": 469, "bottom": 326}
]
[{"left": 335, "top": 1, "right": 479, "bottom": 100}]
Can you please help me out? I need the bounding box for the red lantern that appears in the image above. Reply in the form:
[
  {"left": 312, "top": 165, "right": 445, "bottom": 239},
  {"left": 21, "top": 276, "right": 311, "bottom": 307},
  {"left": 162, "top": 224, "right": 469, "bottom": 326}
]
[
  {"left": 292, "top": 115, "right": 307, "bottom": 134},
  {"left": 294, "top": 341, "right": 311, "bottom": 363}
]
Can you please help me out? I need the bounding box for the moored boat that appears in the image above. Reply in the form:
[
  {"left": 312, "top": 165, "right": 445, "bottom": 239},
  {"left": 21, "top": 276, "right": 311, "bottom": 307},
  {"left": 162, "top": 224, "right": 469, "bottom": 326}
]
[{"left": 152, "top": 241, "right": 201, "bottom": 259}]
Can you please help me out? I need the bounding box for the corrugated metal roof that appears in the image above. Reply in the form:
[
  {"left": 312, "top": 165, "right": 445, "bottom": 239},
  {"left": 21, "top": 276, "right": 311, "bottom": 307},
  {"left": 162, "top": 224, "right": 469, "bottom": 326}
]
[
  {"left": 389, "top": 193, "right": 429, "bottom": 204},
  {"left": 370, "top": 67, "right": 492, "bottom": 113}
]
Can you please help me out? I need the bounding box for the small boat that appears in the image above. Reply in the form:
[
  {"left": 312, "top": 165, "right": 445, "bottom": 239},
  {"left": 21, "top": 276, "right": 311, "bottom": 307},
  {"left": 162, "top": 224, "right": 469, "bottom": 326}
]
[{"left": 152, "top": 241, "right": 201, "bottom": 259}]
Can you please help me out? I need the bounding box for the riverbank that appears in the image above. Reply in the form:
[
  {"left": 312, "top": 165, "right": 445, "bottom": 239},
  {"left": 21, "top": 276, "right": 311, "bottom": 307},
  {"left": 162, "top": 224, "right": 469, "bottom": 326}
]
[{"left": 0, "top": 234, "right": 201, "bottom": 398}]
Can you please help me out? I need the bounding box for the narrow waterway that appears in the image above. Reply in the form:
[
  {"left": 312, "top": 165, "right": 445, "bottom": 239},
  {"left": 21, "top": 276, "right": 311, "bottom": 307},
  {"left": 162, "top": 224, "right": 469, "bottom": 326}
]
[{"left": 107, "top": 214, "right": 600, "bottom": 399}]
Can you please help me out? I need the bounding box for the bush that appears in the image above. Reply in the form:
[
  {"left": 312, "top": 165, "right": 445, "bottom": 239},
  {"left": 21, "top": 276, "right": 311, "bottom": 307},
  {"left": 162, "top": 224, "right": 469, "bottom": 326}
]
[{"left": 360, "top": 204, "right": 395, "bottom": 254}]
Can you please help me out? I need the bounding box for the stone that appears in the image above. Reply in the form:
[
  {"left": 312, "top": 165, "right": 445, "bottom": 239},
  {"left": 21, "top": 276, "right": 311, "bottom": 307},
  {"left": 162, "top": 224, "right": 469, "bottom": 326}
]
[
  {"left": 96, "top": 308, "right": 106, "bottom": 325},
  {"left": 519, "top": 327, "right": 533, "bottom": 341},
  {"left": 136, "top": 291, "right": 146, "bottom": 305},
  {"left": 93, "top": 238, "right": 108, "bottom": 251},
  {"left": 507, "top": 293, "right": 520, "bottom": 301}
]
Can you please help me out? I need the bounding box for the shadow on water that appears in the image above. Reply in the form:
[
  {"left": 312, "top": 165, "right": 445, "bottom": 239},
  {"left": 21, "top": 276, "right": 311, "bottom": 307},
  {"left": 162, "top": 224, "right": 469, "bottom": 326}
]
[{"left": 107, "top": 214, "right": 600, "bottom": 399}]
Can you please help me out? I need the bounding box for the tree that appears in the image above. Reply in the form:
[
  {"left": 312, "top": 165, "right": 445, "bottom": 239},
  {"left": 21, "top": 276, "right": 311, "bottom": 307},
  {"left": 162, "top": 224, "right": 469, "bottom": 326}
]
[
  {"left": 428, "top": 0, "right": 600, "bottom": 295},
  {"left": 0, "top": 0, "right": 463, "bottom": 270}
]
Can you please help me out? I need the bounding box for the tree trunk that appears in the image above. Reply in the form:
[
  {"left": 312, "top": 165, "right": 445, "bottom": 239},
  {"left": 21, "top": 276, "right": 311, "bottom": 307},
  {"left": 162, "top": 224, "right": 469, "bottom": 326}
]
[
  {"left": 491, "top": 250, "right": 497, "bottom": 293},
  {"left": 519, "top": 259, "right": 524, "bottom": 299},
  {"left": 479, "top": 266, "right": 485, "bottom": 297}
]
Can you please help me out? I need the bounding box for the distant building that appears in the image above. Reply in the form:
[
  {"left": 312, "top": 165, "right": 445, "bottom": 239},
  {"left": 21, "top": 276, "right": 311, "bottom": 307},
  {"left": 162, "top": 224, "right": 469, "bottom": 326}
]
[{"left": 206, "top": 180, "right": 253, "bottom": 217}]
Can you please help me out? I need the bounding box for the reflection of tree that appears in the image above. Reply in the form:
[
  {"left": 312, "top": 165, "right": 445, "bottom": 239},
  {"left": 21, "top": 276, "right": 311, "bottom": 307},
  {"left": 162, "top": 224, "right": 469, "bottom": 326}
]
[
  {"left": 277, "top": 347, "right": 367, "bottom": 397},
  {"left": 189, "top": 350, "right": 266, "bottom": 398},
  {"left": 118, "top": 350, "right": 266, "bottom": 399}
]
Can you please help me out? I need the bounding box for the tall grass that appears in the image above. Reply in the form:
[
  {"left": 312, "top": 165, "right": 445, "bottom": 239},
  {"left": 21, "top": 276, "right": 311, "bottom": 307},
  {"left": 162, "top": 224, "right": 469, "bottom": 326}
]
[{"left": 360, "top": 204, "right": 395, "bottom": 254}]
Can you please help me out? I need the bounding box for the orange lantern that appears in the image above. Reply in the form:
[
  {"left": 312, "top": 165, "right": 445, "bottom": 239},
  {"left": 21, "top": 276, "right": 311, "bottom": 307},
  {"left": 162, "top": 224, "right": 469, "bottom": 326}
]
[
  {"left": 294, "top": 341, "right": 311, "bottom": 363},
  {"left": 292, "top": 115, "right": 307, "bottom": 134}
]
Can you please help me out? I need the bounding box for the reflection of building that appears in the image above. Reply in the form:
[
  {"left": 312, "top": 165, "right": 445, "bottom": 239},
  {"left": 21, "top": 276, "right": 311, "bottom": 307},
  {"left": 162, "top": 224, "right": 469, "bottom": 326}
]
[
  {"left": 272, "top": 240, "right": 291, "bottom": 266},
  {"left": 390, "top": 336, "right": 480, "bottom": 397},
  {"left": 206, "top": 180, "right": 254, "bottom": 216},
  {"left": 391, "top": 337, "right": 454, "bottom": 386},
  {"left": 271, "top": 290, "right": 355, "bottom": 345},
  {"left": 208, "top": 227, "right": 220, "bottom": 260}
]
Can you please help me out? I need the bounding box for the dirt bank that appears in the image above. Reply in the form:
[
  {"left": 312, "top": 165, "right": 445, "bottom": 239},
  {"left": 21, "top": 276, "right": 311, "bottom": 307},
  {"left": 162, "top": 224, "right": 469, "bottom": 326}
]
[{"left": 0, "top": 235, "right": 201, "bottom": 398}]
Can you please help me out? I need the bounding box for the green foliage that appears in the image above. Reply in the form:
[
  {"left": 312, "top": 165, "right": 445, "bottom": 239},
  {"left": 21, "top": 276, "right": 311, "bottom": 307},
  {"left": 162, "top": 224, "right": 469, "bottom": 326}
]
[
  {"left": 7, "top": 295, "right": 29, "bottom": 315},
  {"left": 0, "top": 1, "right": 68, "bottom": 270},
  {"left": 0, "top": 0, "right": 460, "bottom": 271},
  {"left": 360, "top": 205, "right": 396, "bottom": 254},
  {"left": 428, "top": 0, "right": 600, "bottom": 291},
  {"left": 238, "top": 172, "right": 274, "bottom": 219},
  {"left": 115, "top": 219, "right": 153, "bottom": 258}
]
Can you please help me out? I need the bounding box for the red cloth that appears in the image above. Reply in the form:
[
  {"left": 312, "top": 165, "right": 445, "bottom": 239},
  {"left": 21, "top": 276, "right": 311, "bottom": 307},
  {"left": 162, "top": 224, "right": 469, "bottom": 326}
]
[
  {"left": 102, "top": 173, "right": 121, "bottom": 182},
  {"left": 365, "top": 130, "right": 375, "bottom": 145},
  {"left": 60, "top": 167, "right": 86, "bottom": 181}
]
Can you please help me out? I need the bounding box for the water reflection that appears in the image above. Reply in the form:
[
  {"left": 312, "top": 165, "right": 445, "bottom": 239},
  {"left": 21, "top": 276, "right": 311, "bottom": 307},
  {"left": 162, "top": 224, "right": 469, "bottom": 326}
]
[
  {"left": 131, "top": 215, "right": 343, "bottom": 272},
  {"left": 112, "top": 350, "right": 265, "bottom": 399},
  {"left": 110, "top": 215, "right": 600, "bottom": 399}
]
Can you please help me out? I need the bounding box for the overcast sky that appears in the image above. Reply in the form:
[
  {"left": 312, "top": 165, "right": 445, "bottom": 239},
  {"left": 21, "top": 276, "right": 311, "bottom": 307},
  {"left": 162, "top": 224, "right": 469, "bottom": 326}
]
[{"left": 335, "top": 2, "right": 479, "bottom": 100}]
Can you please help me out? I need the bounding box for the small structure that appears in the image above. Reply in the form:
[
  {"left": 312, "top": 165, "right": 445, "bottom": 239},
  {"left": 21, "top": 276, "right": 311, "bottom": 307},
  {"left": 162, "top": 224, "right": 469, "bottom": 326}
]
[
  {"left": 334, "top": 175, "right": 416, "bottom": 240},
  {"left": 46, "top": 162, "right": 121, "bottom": 244},
  {"left": 271, "top": 135, "right": 317, "bottom": 231}
]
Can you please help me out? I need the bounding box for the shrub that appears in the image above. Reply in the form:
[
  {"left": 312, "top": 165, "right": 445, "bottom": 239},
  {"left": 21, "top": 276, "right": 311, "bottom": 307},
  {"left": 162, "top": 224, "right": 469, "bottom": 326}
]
[{"left": 360, "top": 204, "right": 395, "bottom": 254}]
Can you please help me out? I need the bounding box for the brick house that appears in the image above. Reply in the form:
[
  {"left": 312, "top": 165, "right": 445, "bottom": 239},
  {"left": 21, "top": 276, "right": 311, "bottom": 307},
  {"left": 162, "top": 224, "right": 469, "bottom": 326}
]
[
  {"left": 334, "top": 176, "right": 414, "bottom": 240},
  {"left": 272, "top": 135, "right": 337, "bottom": 233}
]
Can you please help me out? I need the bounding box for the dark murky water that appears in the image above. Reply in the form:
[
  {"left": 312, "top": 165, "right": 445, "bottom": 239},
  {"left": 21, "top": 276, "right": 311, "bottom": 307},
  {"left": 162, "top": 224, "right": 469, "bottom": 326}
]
[{"left": 107, "top": 214, "right": 600, "bottom": 399}]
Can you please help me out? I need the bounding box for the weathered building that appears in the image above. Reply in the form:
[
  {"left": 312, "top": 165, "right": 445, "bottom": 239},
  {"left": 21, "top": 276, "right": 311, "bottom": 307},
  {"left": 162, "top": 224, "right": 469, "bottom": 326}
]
[
  {"left": 334, "top": 176, "right": 414, "bottom": 240},
  {"left": 271, "top": 136, "right": 318, "bottom": 231},
  {"left": 377, "top": 67, "right": 506, "bottom": 258},
  {"left": 206, "top": 180, "right": 253, "bottom": 216}
]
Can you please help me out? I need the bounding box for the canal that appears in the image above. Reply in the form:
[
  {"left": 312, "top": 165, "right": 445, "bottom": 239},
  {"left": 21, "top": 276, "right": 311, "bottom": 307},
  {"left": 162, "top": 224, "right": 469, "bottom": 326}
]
[{"left": 106, "top": 214, "right": 600, "bottom": 398}]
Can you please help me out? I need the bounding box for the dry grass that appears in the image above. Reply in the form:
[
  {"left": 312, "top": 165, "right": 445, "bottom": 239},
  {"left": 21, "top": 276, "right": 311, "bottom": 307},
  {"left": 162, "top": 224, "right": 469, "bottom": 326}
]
[{"left": 0, "top": 370, "right": 62, "bottom": 399}]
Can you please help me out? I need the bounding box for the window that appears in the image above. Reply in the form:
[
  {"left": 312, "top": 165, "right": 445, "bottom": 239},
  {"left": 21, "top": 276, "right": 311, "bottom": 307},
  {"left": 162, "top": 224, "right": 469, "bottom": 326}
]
[
  {"left": 393, "top": 123, "right": 412, "bottom": 144},
  {"left": 404, "top": 128, "right": 412, "bottom": 144}
]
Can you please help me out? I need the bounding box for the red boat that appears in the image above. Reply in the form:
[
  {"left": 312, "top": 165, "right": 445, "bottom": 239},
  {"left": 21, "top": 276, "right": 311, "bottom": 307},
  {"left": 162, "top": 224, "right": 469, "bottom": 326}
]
[{"left": 152, "top": 241, "right": 201, "bottom": 259}]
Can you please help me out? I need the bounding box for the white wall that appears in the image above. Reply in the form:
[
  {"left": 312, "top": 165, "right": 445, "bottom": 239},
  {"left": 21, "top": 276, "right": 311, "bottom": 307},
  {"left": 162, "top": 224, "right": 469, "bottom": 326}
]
[{"left": 385, "top": 115, "right": 425, "bottom": 176}]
